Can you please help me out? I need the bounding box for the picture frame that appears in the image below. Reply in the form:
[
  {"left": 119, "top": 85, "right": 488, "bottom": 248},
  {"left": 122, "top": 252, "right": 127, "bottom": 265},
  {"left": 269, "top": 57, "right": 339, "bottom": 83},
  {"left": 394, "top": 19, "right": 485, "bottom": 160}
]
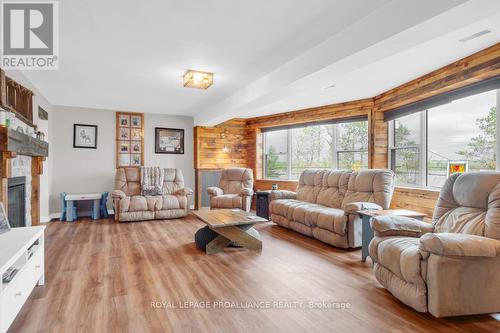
[
  {"left": 131, "top": 141, "right": 141, "bottom": 153},
  {"left": 116, "top": 112, "right": 144, "bottom": 167},
  {"left": 155, "top": 127, "right": 184, "bottom": 154},
  {"left": 131, "top": 128, "right": 142, "bottom": 140},
  {"left": 131, "top": 115, "right": 142, "bottom": 128},
  {"left": 0, "top": 202, "right": 11, "bottom": 235},
  {"left": 119, "top": 154, "right": 130, "bottom": 166},
  {"left": 119, "top": 141, "right": 130, "bottom": 153},
  {"left": 119, "top": 114, "right": 130, "bottom": 127},
  {"left": 73, "top": 124, "right": 98, "bottom": 149},
  {"left": 119, "top": 127, "right": 130, "bottom": 140}
]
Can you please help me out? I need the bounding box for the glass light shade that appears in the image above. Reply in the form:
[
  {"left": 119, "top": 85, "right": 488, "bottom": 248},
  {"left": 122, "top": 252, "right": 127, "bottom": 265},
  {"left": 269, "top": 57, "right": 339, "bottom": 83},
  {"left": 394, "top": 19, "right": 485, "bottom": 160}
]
[{"left": 183, "top": 70, "right": 213, "bottom": 89}]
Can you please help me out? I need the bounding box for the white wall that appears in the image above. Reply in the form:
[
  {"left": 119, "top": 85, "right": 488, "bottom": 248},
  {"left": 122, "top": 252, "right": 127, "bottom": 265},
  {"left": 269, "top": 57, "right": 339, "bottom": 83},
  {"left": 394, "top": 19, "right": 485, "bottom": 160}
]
[
  {"left": 5, "top": 70, "right": 52, "bottom": 222},
  {"left": 50, "top": 106, "right": 194, "bottom": 215}
]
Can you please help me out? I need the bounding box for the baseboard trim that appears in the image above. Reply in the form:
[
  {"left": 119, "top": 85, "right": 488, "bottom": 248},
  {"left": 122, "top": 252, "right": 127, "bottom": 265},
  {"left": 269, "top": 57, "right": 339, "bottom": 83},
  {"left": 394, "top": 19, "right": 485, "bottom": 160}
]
[{"left": 48, "top": 209, "right": 114, "bottom": 221}]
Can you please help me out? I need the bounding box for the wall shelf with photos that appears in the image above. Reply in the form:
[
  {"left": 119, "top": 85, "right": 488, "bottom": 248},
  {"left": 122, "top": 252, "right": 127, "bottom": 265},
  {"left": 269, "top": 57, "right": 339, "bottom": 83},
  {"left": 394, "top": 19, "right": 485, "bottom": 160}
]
[{"left": 116, "top": 112, "right": 144, "bottom": 167}]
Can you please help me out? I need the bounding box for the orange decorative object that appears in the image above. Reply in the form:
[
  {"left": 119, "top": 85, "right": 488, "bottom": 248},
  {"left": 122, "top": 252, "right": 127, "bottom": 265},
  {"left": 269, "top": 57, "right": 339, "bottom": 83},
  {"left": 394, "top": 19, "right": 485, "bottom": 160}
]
[{"left": 447, "top": 161, "right": 468, "bottom": 176}]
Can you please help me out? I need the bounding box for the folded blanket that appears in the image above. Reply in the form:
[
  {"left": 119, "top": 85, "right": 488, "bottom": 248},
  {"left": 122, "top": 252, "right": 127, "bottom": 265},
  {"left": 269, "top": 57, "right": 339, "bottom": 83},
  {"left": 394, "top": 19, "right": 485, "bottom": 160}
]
[{"left": 141, "top": 167, "right": 164, "bottom": 196}]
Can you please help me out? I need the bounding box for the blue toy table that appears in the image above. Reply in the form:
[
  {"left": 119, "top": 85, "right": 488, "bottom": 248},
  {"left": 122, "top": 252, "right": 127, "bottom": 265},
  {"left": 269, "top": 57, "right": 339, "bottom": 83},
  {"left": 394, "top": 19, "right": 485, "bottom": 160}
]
[{"left": 60, "top": 192, "right": 109, "bottom": 222}]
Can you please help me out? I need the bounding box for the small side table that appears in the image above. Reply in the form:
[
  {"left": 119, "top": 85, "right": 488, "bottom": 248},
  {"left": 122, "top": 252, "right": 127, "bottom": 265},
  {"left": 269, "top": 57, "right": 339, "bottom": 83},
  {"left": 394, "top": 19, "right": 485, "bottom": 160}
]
[
  {"left": 358, "top": 209, "right": 426, "bottom": 262},
  {"left": 256, "top": 191, "right": 271, "bottom": 220}
]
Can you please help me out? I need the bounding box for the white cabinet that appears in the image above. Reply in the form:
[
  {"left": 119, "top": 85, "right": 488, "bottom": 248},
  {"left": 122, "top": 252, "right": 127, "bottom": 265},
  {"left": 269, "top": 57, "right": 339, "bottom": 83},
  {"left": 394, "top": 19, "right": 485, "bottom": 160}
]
[{"left": 0, "top": 226, "right": 45, "bottom": 333}]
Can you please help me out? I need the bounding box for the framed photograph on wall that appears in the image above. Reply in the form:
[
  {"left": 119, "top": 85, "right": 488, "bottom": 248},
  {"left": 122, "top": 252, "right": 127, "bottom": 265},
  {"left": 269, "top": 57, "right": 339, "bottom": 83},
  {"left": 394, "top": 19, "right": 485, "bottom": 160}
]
[
  {"left": 119, "top": 114, "right": 130, "bottom": 127},
  {"left": 131, "top": 115, "right": 142, "bottom": 128},
  {"left": 116, "top": 112, "right": 144, "bottom": 167},
  {"left": 73, "top": 124, "right": 98, "bottom": 149},
  {"left": 155, "top": 128, "right": 184, "bottom": 154}
]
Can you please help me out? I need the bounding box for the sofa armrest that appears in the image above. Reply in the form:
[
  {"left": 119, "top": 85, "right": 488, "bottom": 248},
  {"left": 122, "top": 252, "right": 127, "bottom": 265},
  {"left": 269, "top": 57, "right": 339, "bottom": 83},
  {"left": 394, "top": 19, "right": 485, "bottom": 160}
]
[
  {"left": 111, "top": 190, "right": 126, "bottom": 200},
  {"left": 419, "top": 233, "right": 500, "bottom": 258},
  {"left": 344, "top": 202, "right": 382, "bottom": 214},
  {"left": 240, "top": 188, "right": 254, "bottom": 196},
  {"left": 371, "top": 215, "right": 433, "bottom": 237},
  {"left": 207, "top": 187, "right": 223, "bottom": 196},
  {"left": 270, "top": 190, "right": 296, "bottom": 201},
  {"left": 175, "top": 188, "right": 193, "bottom": 196}
]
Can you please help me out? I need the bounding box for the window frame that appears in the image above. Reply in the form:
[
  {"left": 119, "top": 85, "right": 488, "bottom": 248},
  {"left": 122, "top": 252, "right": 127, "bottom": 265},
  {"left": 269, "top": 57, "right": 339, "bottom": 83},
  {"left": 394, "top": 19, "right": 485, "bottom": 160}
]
[
  {"left": 389, "top": 88, "right": 500, "bottom": 189},
  {"left": 263, "top": 120, "right": 369, "bottom": 180}
]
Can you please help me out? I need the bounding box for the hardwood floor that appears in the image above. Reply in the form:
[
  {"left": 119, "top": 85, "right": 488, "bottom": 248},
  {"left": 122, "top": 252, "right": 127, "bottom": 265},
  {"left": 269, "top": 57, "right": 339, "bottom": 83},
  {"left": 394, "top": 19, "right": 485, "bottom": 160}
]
[{"left": 9, "top": 215, "right": 500, "bottom": 333}]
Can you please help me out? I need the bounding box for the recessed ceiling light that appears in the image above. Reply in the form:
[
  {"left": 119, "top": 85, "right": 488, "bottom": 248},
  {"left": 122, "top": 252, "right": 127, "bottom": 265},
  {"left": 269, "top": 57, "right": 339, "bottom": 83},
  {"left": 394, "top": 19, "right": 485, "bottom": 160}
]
[
  {"left": 323, "top": 84, "right": 336, "bottom": 90},
  {"left": 183, "top": 70, "right": 214, "bottom": 89},
  {"left": 459, "top": 30, "right": 491, "bottom": 42}
]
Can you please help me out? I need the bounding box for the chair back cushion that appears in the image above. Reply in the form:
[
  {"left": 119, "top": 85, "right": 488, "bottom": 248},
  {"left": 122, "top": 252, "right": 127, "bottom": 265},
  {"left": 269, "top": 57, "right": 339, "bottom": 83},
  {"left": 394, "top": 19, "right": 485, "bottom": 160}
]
[
  {"left": 296, "top": 169, "right": 325, "bottom": 203},
  {"left": 341, "top": 169, "right": 394, "bottom": 209},
  {"left": 316, "top": 170, "right": 352, "bottom": 208},
  {"left": 162, "top": 168, "right": 185, "bottom": 194},
  {"left": 433, "top": 172, "right": 500, "bottom": 240},
  {"left": 115, "top": 167, "right": 142, "bottom": 196},
  {"left": 219, "top": 168, "right": 253, "bottom": 194},
  {"left": 115, "top": 167, "right": 185, "bottom": 196}
]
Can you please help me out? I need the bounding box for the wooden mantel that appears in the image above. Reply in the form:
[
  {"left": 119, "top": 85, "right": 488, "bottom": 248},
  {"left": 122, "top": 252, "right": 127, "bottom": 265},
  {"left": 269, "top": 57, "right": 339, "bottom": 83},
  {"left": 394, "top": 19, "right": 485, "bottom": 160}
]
[{"left": 0, "top": 127, "right": 48, "bottom": 226}]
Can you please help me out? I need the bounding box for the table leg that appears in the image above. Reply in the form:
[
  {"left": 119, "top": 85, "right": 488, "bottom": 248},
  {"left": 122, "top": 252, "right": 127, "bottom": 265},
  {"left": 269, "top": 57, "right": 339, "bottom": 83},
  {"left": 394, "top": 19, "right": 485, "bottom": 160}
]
[
  {"left": 206, "top": 235, "right": 232, "bottom": 254},
  {"left": 361, "top": 215, "right": 374, "bottom": 262},
  {"left": 67, "top": 200, "right": 74, "bottom": 222},
  {"left": 92, "top": 199, "right": 100, "bottom": 220},
  {"left": 213, "top": 225, "right": 262, "bottom": 253}
]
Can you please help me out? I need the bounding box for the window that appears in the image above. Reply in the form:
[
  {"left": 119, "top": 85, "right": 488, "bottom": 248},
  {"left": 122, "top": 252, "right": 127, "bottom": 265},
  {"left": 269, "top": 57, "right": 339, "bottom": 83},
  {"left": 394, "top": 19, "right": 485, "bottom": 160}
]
[
  {"left": 264, "top": 120, "right": 368, "bottom": 180},
  {"left": 390, "top": 88, "right": 499, "bottom": 188}
]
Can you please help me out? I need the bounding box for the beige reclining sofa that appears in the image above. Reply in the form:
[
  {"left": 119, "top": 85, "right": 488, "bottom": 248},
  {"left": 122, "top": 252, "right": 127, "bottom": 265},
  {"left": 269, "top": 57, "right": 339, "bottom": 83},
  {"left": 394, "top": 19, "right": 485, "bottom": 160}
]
[
  {"left": 269, "top": 169, "right": 394, "bottom": 248},
  {"left": 369, "top": 172, "right": 500, "bottom": 317},
  {"left": 112, "top": 167, "right": 193, "bottom": 222}
]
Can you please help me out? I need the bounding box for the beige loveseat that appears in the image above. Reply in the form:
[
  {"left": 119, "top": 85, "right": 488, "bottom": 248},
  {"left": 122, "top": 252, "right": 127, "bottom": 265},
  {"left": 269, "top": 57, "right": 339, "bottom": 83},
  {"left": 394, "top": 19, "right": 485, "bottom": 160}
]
[
  {"left": 112, "top": 167, "right": 193, "bottom": 222},
  {"left": 369, "top": 172, "right": 500, "bottom": 317},
  {"left": 270, "top": 169, "right": 394, "bottom": 248},
  {"left": 208, "top": 168, "right": 254, "bottom": 212}
]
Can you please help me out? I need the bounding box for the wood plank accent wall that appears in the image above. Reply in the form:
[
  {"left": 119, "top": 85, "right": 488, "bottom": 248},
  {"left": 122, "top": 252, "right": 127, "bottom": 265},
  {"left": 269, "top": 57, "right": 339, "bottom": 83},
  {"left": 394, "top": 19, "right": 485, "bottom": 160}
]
[
  {"left": 194, "top": 119, "right": 250, "bottom": 169},
  {"left": 193, "top": 43, "right": 500, "bottom": 213},
  {"left": 246, "top": 98, "right": 374, "bottom": 129}
]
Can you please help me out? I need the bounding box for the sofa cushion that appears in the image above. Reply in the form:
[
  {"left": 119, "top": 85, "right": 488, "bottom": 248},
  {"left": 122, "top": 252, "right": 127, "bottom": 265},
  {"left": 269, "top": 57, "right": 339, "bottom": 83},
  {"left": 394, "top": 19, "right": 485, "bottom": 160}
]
[
  {"left": 371, "top": 237, "right": 424, "bottom": 286},
  {"left": 316, "top": 170, "right": 351, "bottom": 208},
  {"left": 342, "top": 169, "right": 394, "bottom": 210},
  {"left": 210, "top": 194, "right": 242, "bottom": 209},
  {"left": 158, "top": 194, "right": 181, "bottom": 210},
  {"left": 315, "top": 207, "right": 349, "bottom": 235},
  {"left": 292, "top": 203, "right": 325, "bottom": 226},
  {"left": 120, "top": 195, "right": 150, "bottom": 213},
  {"left": 269, "top": 199, "right": 301, "bottom": 218},
  {"left": 162, "top": 168, "right": 185, "bottom": 195},
  {"left": 296, "top": 169, "right": 324, "bottom": 203}
]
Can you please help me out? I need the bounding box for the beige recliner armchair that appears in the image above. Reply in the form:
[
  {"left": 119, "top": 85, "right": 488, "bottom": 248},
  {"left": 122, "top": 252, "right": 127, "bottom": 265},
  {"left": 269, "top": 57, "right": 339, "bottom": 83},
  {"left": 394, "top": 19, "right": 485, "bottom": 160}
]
[
  {"left": 369, "top": 172, "right": 500, "bottom": 317},
  {"left": 208, "top": 168, "right": 254, "bottom": 212}
]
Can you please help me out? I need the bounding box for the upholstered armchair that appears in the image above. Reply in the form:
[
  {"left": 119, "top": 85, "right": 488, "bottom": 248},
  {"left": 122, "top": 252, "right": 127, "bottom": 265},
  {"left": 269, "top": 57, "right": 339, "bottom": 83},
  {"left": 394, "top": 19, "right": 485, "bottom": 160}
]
[
  {"left": 369, "top": 172, "right": 500, "bottom": 317},
  {"left": 208, "top": 168, "right": 254, "bottom": 212}
]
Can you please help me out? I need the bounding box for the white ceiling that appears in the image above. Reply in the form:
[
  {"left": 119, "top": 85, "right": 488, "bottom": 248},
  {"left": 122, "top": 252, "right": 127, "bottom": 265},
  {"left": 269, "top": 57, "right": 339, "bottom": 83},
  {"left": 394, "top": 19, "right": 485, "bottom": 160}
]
[{"left": 18, "top": 0, "right": 500, "bottom": 125}]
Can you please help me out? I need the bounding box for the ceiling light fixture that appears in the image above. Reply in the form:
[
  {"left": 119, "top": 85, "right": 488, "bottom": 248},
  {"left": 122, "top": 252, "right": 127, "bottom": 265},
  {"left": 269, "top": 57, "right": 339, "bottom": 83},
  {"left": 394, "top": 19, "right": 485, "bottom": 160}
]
[
  {"left": 183, "top": 70, "right": 214, "bottom": 89},
  {"left": 459, "top": 30, "right": 491, "bottom": 42}
]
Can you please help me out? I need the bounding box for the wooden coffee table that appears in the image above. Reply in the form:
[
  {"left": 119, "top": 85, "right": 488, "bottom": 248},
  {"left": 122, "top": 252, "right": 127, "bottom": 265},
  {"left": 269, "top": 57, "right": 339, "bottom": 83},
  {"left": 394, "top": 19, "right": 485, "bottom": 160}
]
[
  {"left": 192, "top": 209, "right": 268, "bottom": 254},
  {"left": 358, "top": 209, "right": 426, "bottom": 262}
]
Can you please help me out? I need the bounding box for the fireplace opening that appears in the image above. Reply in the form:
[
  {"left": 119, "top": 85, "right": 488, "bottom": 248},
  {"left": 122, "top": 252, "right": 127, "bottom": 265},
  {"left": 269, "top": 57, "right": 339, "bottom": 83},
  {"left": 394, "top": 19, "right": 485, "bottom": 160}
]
[{"left": 8, "top": 176, "right": 26, "bottom": 228}]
